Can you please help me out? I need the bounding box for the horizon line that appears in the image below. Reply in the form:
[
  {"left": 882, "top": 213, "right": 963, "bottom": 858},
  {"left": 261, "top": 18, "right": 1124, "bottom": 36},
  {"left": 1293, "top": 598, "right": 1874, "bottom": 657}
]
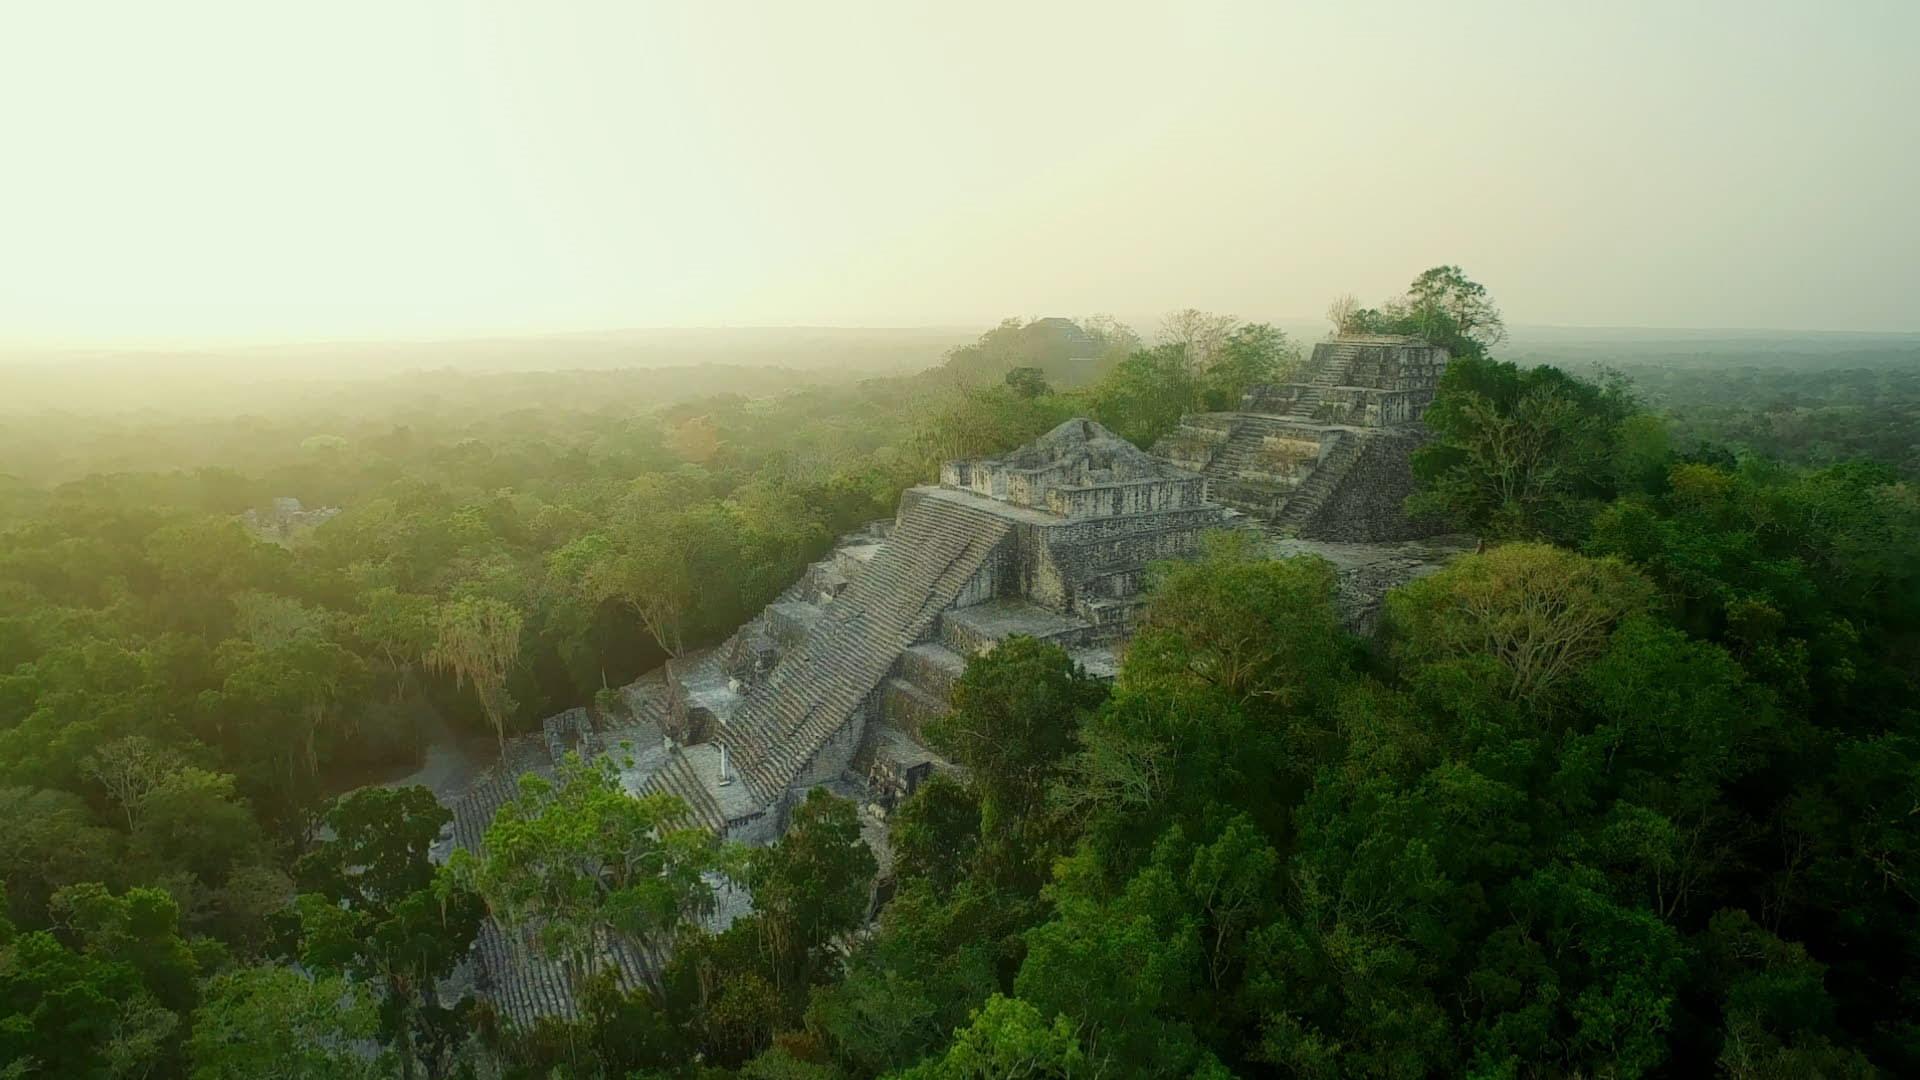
[{"left": 5, "top": 318, "right": 1920, "bottom": 356}]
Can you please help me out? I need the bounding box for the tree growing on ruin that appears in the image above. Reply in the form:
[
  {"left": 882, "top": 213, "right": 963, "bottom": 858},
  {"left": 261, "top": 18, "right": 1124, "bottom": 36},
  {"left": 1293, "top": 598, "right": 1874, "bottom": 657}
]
[
  {"left": 746, "top": 790, "right": 877, "bottom": 992},
  {"left": 1088, "top": 345, "right": 1197, "bottom": 447},
  {"left": 1348, "top": 265, "right": 1507, "bottom": 359},
  {"left": 427, "top": 595, "right": 522, "bottom": 756},
  {"left": 1157, "top": 308, "right": 1238, "bottom": 373},
  {"left": 1326, "top": 292, "right": 1362, "bottom": 335},
  {"left": 455, "top": 754, "right": 720, "bottom": 993},
  {"left": 1405, "top": 265, "right": 1507, "bottom": 351},
  {"left": 1200, "top": 322, "right": 1299, "bottom": 411},
  {"left": 294, "top": 786, "right": 483, "bottom": 1080}
]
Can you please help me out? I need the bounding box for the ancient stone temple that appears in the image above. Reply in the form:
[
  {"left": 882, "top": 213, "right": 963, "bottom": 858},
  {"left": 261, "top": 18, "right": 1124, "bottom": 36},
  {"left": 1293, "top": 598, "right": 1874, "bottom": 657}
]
[
  {"left": 632, "top": 417, "right": 1232, "bottom": 844},
  {"left": 442, "top": 414, "right": 1461, "bottom": 1024},
  {"left": 1153, "top": 334, "right": 1451, "bottom": 540}
]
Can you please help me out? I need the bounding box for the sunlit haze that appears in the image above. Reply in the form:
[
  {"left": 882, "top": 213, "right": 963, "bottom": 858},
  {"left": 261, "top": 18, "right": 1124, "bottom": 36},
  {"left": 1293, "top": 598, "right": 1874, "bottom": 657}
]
[{"left": 5, "top": 0, "right": 1917, "bottom": 345}]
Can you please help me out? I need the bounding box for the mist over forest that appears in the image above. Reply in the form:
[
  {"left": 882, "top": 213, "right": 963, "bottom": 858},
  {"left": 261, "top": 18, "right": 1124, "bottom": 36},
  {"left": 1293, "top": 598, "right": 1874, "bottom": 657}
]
[
  {"left": 5, "top": 321, "right": 1915, "bottom": 487},
  {"left": 5, "top": 0, "right": 1919, "bottom": 1074},
  {"left": 3, "top": 272, "right": 1918, "bottom": 1078}
]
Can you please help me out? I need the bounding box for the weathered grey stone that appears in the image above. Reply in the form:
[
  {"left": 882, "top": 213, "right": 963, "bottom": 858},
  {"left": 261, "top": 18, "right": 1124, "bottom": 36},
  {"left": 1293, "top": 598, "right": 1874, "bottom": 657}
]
[
  {"left": 1152, "top": 334, "right": 1453, "bottom": 541},
  {"left": 1268, "top": 534, "right": 1475, "bottom": 635},
  {"left": 448, "top": 401, "right": 1480, "bottom": 1027}
]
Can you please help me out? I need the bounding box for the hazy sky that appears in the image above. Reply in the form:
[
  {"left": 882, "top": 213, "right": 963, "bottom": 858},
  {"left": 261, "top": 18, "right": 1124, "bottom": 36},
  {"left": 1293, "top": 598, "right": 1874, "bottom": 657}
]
[{"left": 4, "top": 0, "right": 1917, "bottom": 345}]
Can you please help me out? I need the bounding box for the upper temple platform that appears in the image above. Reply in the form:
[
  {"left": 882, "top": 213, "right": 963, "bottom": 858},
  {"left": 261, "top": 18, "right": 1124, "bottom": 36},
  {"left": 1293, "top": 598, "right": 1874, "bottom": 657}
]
[
  {"left": 940, "top": 417, "right": 1211, "bottom": 519},
  {"left": 1236, "top": 334, "right": 1450, "bottom": 428},
  {"left": 1151, "top": 335, "right": 1452, "bottom": 540}
]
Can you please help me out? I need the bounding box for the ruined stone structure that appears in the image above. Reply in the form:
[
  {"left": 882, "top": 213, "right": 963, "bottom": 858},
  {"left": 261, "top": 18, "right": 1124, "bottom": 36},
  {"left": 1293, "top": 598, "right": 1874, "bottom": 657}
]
[
  {"left": 1153, "top": 334, "right": 1451, "bottom": 541},
  {"left": 640, "top": 418, "right": 1230, "bottom": 842},
  {"left": 438, "top": 398, "right": 1477, "bottom": 1027},
  {"left": 239, "top": 496, "right": 340, "bottom": 544},
  {"left": 444, "top": 418, "right": 1234, "bottom": 1023},
  {"left": 438, "top": 362, "right": 1478, "bottom": 1025}
]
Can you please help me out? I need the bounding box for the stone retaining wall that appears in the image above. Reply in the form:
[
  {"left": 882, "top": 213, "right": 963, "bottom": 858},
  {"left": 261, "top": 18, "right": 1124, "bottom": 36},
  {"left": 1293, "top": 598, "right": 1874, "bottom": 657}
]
[{"left": 1297, "top": 430, "right": 1444, "bottom": 541}]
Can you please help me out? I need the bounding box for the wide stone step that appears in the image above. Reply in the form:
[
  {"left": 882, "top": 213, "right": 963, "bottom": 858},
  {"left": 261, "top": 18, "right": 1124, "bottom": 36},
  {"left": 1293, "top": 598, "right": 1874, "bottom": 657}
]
[
  {"left": 1075, "top": 595, "right": 1149, "bottom": 630},
  {"left": 901, "top": 642, "right": 968, "bottom": 698},
  {"left": 881, "top": 677, "right": 949, "bottom": 734}
]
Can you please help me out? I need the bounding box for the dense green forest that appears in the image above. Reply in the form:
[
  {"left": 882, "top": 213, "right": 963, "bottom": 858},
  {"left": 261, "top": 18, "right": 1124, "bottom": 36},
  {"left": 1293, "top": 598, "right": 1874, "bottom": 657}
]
[{"left": 3, "top": 275, "right": 1917, "bottom": 1077}]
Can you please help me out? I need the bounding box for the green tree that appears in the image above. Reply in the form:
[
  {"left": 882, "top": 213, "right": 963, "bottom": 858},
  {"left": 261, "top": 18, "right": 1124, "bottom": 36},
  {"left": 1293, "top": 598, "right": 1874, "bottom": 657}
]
[
  {"left": 1350, "top": 265, "right": 1506, "bottom": 360},
  {"left": 1011, "top": 831, "right": 1260, "bottom": 1078},
  {"left": 128, "top": 766, "right": 265, "bottom": 895},
  {"left": 294, "top": 787, "right": 482, "bottom": 1080},
  {"left": 806, "top": 880, "right": 1039, "bottom": 1076},
  {"left": 1088, "top": 346, "right": 1196, "bottom": 447},
  {"left": 187, "top": 965, "right": 385, "bottom": 1080},
  {"left": 925, "top": 637, "right": 1105, "bottom": 888},
  {"left": 426, "top": 596, "right": 521, "bottom": 756},
  {"left": 351, "top": 588, "right": 436, "bottom": 700},
  {"left": 0, "top": 884, "right": 198, "bottom": 1078},
  {"left": 747, "top": 790, "right": 877, "bottom": 993},
  {"left": 1003, "top": 367, "right": 1051, "bottom": 400},
  {"left": 1409, "top": 357, "right": 1642, "bottom": 541},
  {"left": 455, "top": 754, "right": 718, "bottom": 991},
  {"left": 81, "top": 735, "right": 180, "bottom": 832},
  {"left": 1401, "top": 265, "right": 1507, "bottom": 357},
  {"left": 888, "top": 774, "right": 981, "bottom": 897},
  {"left": 1068, "top": 537, "right": 1353, "bottom": 857},
  {"left": 895, "top": 994, "right": 1089, "bottom": 1080},
  {"left": 1385, "top": 542, "right": 1655, "bottom": 712},
  {"left": 1199, "top": 323, "right": 1299, "bottom": 411},
  {"left": 0, "top": 786, "right": 120, "bottom": 927}
]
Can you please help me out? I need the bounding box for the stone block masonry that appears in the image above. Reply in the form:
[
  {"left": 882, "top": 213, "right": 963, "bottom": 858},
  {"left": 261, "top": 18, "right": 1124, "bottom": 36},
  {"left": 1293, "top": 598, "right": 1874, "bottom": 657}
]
[
  {"left": 637, "top": 418, "right": 1234, "bottom": 836},
  {"left": 1152, "top": 334, "right": 1453, "bottom": 540},
  {"left": 451, "top": 419, "right": 1238, "bottom": 1025}
]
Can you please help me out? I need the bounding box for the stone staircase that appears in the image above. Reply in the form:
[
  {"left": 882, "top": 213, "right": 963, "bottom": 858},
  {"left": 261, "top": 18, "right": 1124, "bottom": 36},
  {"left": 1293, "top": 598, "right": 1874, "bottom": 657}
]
[
  {"left": 467, "top": 901, "right": 667, "bottom": 1025},
  {"left": 1201, "top": 414, "right": 1317, "bottom": 481},
  {"left": 1277, "top": 341, "right": 1364, "bottom": 420},
  {"left": 1284, "top": 387, "right": 1324, "bottom": 420},
  {"left": 1208, "top": 426, "right": 1269, "bottom": 476},
  {"left": 451, "top": 726, "right": 669, "bottom": 1025},
  {"left": 455, "top": 541, "right": 890, "bottom": 1028},
  {"left": 717, "top": 492, "right": 1014, "bottom": 809},
  {"left": 1273, "top": 432, "right": 1361, "bottom": 531},
  {"left": 1313, "top": 342, "right": 1362, "bottom": 386}
]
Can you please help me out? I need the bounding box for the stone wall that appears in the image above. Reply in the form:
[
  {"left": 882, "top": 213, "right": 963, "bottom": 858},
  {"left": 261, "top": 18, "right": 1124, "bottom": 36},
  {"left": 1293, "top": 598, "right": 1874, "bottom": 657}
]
[
  {"left": 950, "top": 551, "right": 1008, "bottom": 609},
  {"left": 1239, "top": 384, "right": 1309, "bottom": 416},
  {"left": 1317, "top": 388, "right": 1422, "bottom": 427},
  {"left": 1244, "top": 432, "right": 1327, "bottom": 485},
  {"left": 1296, "top": 430, "right": 1445, "bottom": 541},
  {"left": 1372, "top": 345, "right": 1449, "bottom": 393},
  {"left": 1151, "top": 418, "right": 1230, "bottom": 473},
  {"left": 1045, "top": 476, "right": 1209, "bottom": 519},
  {"left": 940, "top": 418, "right": 1206, "bottom": 517},
  {"left": 991, "top": 505, "right": 1219, "bottom": 611},
  {"left": 1036, "top": 522, "right": 1213, "bottom": 619}
]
